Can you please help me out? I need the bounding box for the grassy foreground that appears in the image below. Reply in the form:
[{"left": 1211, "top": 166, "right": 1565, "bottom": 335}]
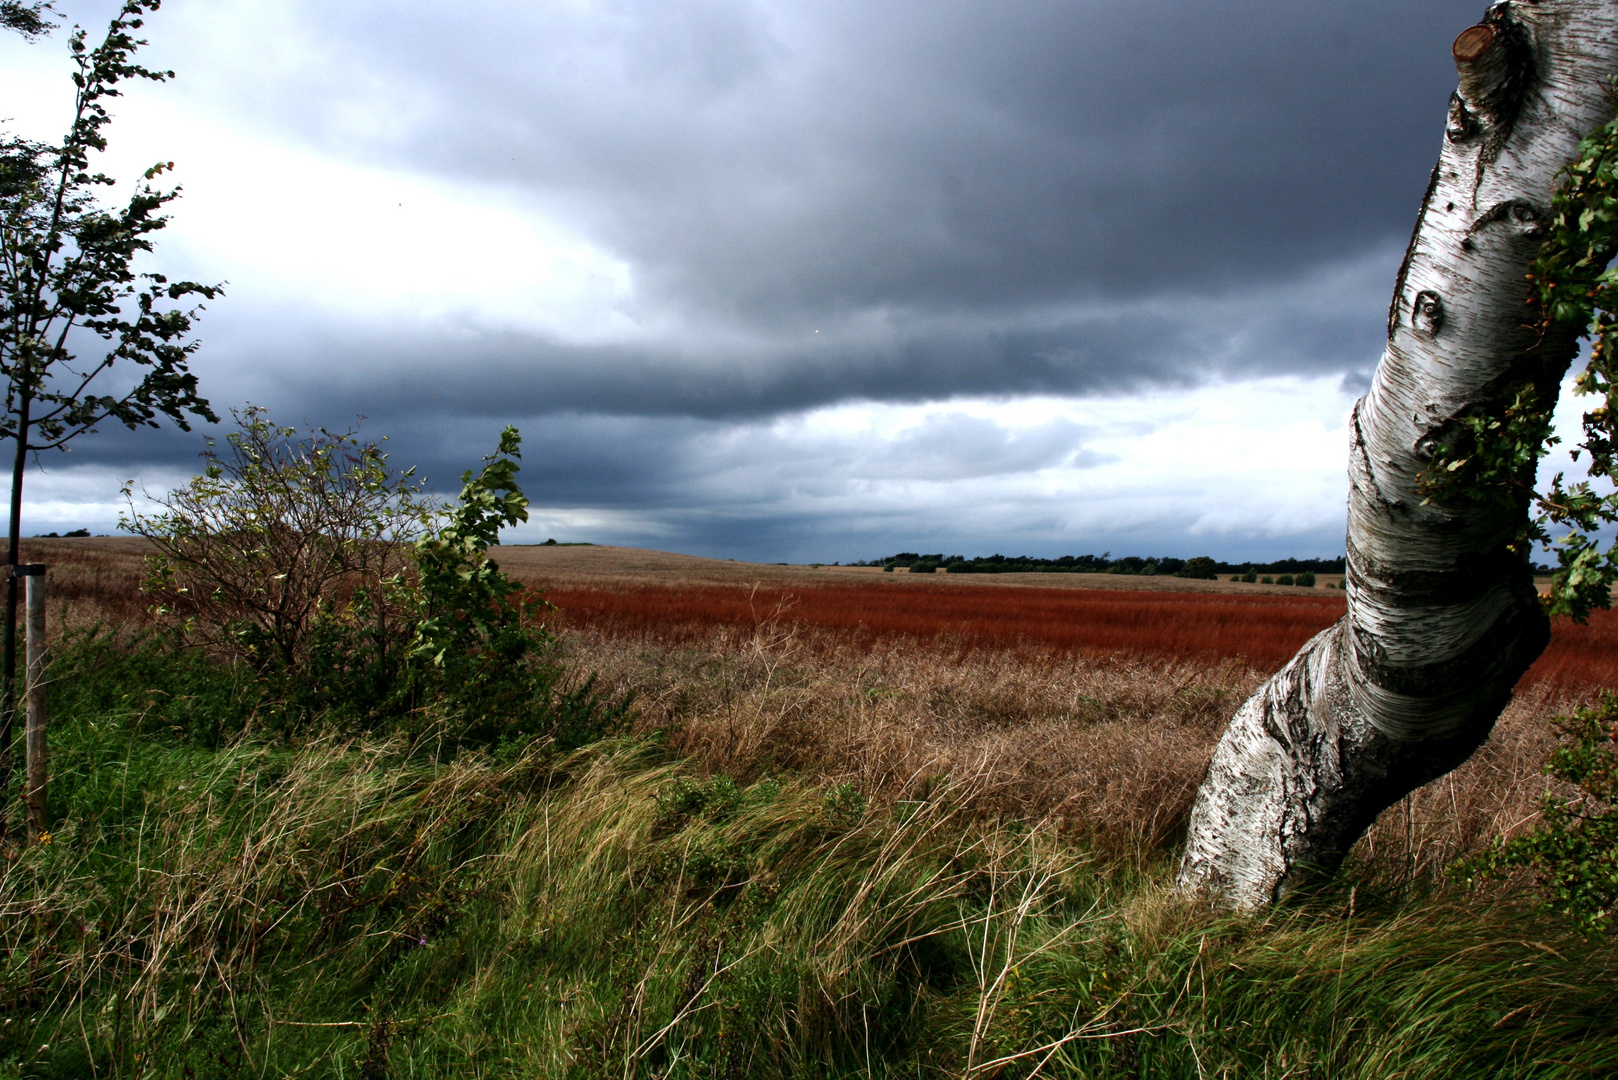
[{"left": 1, "top": 635, "right": 1615, "bottom": 1078}]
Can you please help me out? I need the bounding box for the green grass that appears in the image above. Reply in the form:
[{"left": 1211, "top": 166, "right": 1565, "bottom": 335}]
[{"left": 0, "top": 635, "right": 1614, "bottom": 1078}]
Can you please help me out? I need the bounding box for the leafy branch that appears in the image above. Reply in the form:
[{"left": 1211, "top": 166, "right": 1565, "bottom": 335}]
[
  {"left": 1421, "top": 79, "right": 1618, "bottom": 621},
  {"left": 406, "top": 426, "right": 540, "bottom": 670},
  {"left": 1, "top": 0, "right": 221, "bottom": 456}
]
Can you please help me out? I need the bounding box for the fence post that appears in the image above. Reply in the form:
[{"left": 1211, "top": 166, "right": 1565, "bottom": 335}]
[{"left": 17, "top": 565, "right": 45, "bottom": 842}]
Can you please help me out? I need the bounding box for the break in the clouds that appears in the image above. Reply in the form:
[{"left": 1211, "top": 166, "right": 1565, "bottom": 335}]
[{"left": 0, "top": 1, "right": 1494, "bottom": 560}]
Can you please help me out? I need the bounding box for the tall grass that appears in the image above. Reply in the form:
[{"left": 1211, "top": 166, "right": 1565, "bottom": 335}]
[
  {"left": 560, "top": 620, "right": 1578, "bottom": 884},
  {"left": 0, "top": 629, "right": 1609, "bottom": 1077},
  {"left": 2, "top": 546, "right": 1613, "bottom": 1076}
]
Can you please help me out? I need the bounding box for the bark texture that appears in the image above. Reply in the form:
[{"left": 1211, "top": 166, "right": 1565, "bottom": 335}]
[{"left": 1178, "top": 0, "right": 1618, "bottom": 908}]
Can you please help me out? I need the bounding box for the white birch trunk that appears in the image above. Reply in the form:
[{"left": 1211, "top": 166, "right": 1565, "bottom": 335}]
[{"left": 1178, "top": 0, "right": 1618, "bottom": 908}]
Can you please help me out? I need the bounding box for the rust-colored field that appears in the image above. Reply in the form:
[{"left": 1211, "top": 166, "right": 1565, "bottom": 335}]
[
  {"left": 529, "top": 577, "right": 1617, "bottom": 691},
  {"left": 14, "top": 537, "right": 1614, "bottom": 691},
  {"left": 11, "top": 537, "right": 1609, "bottom": 863},
  {"left": 535, "top": 581, "right": 1342, "bottom": 668}
]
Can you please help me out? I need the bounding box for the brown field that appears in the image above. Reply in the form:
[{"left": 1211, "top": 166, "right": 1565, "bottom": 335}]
[
  {"left": 536, "top": 580, "right": 1345, "bottom": 668},
  {"left": 18, "top": 536, "right": 1607, "bottom": 878},
  {"left": 480, "top": 544, "right": 1613, "bottom": 692},
  {"left": 19, "top": 536, "right": 1612, "bottom": 693}
]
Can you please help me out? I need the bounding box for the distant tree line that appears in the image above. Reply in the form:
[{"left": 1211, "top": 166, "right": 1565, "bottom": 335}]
[{"left": 852, "top": 553, "right": 1351, "bottom": 578}]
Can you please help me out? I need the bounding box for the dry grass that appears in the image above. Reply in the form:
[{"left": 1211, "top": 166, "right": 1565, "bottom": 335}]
[
  {"left": 14, "top": 537, "right": 152, "bottom": 630},
  {"left": 19, "top": 536, "right": 1593, "bottom": 883},
  {"left": 556, "top": 613, "right": 1580, "bottom": 883}
]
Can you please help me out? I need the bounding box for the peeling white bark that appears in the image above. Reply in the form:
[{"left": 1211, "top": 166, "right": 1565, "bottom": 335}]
[{"left": 1179, "top": 0, "right": 1618, "bottom": 908}]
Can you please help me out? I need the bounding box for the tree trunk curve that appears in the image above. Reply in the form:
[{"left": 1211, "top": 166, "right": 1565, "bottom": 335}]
[{"left": 1178, "top": 0, "right": 1618, "bottom": 908}]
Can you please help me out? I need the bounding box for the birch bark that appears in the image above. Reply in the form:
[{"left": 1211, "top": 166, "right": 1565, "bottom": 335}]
[{"left": 1178, "top": 0, "right": 1618, "bottom": 908}]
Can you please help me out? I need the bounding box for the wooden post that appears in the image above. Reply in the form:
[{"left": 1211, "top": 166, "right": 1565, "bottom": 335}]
[{"left": 18, "top": 565, "right": 45, "bottom": 842}]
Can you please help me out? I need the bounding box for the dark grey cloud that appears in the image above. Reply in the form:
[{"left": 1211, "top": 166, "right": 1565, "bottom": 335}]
[
  {"left": 190, "top": 0, "right": 1475, "bottom": 322},
  {"left": 9, "top": 0, "right": 1489, "bottom": 559},
  {"left": 51, "top": 236, "right": 1386, "bottom": 453},
  {"left": 87, "top": 0, "right": 1465, "bottom": 431}
]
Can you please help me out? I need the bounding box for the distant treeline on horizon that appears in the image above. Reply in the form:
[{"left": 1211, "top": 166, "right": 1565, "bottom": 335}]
[{"left": 847, "top": 553, "right": 1347, "bottom": 578}]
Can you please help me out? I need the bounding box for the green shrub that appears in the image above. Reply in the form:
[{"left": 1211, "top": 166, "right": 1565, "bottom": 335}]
[
  {"left": 1242, "top": 570, "right": 1258, "bottom": 583},
  {"left": 1260, "top": 575, "right": 1274, "bottom": 584},
  {"left": 1277, "top": 573, "right": 1295, "bottom": 586},
  {"left": 1459, "top": 692, "right": 1618, "bottom": 934},
  {"left": 125, "top": 413, "right": 626, "bottom": 750},
  {"left": 1296, "top": 571, "right": 1316, "bottom": 587}
]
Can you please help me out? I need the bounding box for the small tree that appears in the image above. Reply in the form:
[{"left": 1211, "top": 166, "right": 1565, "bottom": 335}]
[
  {"left": 1, "top": 0, "right": 218, "bottom": 823},
  {"left": 405, "top": 424, "right": 536, "bottom": 674},
  {"left": 1176, "top": 556, "right": 1218, "bottom": 580}
]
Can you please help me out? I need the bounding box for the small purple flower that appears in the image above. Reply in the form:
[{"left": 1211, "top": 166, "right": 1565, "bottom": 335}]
[{"left": 418, "top": 937, "right": 428, "bottom": 947}]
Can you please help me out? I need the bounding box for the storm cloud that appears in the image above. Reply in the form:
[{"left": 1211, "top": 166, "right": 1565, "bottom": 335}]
[{"left": 1, "top": 0, "right": 1490, "bottom": 560}]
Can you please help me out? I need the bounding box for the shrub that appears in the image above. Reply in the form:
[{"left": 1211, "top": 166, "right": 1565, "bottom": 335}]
[
  {"left": 1296, "top": 571, "right": 1316, "bottom": 587},
  {"left": 1242, "top": 570, "right": 1258, "bottom": 583},
  {"left": 1277, "top": 574, "right": 1295, "bottom": 586},
  {"left": 1260, "top": 575, "right": 1274, "bottom": 584},
  {"left": 1460, "top": 693, "right": 1618, "bottom": 934},
  {"left": 123, "top": 408, "right": 429, "bottom": 675},
  {"left": 126, "top": 412, "right": 625, "bottom": 747}
]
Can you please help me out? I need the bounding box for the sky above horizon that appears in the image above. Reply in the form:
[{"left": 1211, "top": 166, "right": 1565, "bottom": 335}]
[{"left": 1, "top": 0, "right": 1512, "bottom": 562}]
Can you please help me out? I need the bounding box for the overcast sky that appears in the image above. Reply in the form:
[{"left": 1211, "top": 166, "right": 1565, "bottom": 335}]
[{"left": 1, "top": 0, "right": 1510, "bottom": 562}]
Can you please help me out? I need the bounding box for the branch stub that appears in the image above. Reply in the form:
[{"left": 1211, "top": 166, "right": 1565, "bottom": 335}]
[{"left": 1454, "top": 23, "right": 1497, "bottom": 65}]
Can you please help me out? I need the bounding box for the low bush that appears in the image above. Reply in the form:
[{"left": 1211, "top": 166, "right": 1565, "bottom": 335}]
[
  {"left": 123, "top": 413, "right": 627, "bottom": 750},
  {"left": 124, "top": 408, "right": 429, "bottom": 676},
  {"left": 1461, "top": 692, "right": 1618, "bottom": 934},
  {"left": 1296, "top": 571, "right": 1317, "bottom": 586}
]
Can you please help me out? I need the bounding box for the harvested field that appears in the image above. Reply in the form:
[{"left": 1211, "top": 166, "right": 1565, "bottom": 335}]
[{"left": 490, "top": 541, "right": 1342, "bottom": 595}]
